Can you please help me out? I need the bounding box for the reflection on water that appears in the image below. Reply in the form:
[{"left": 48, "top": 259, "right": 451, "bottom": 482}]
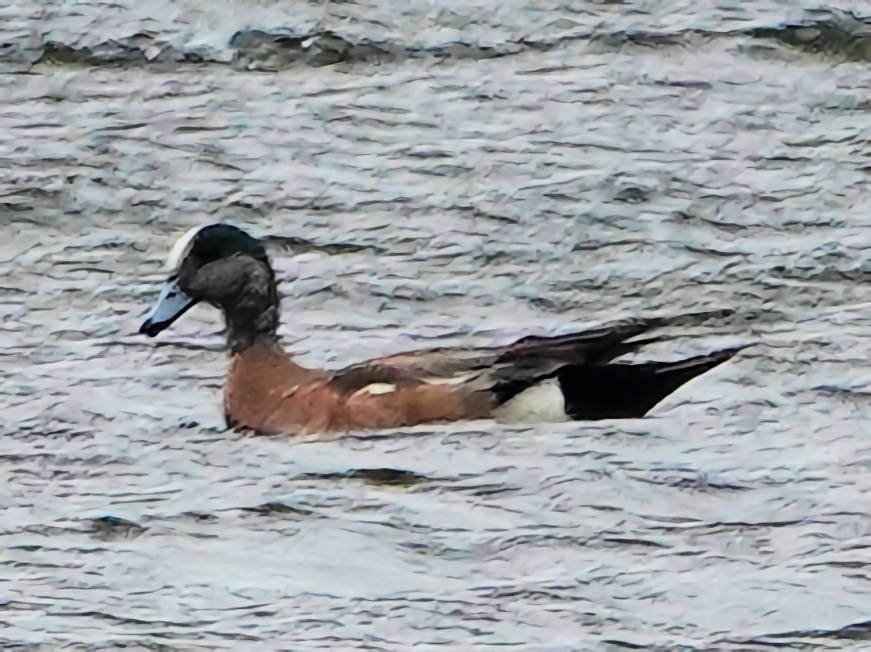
[{"left": 2, "top": 1, "right": 870, "bottom": 649}]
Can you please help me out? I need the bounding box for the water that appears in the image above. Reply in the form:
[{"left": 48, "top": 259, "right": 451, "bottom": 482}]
[{"left": 1, "top": 1, "right": 870, "bottom": 648}]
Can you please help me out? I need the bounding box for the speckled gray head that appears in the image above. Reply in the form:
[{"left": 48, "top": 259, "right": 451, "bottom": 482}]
[{"left": 139, "top": 223, "right": 270, "bottom": 337}]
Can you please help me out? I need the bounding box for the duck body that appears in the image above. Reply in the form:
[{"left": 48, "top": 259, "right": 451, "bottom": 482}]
[
  {"left": 222, "top": 345, "right": 485, "bottom": 435},
  {"left": 140, "top": 224, "right": 747, "bottom": 436}
]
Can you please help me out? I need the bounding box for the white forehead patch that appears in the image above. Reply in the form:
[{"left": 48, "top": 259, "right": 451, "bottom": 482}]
[{"left": 165, "top": 225, "right": 208, "bottom": 271}]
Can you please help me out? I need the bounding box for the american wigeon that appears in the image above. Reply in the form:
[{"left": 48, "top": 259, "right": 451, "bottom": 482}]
[{"left": 140, "top": 223, "right": 747, "bottom": 435}]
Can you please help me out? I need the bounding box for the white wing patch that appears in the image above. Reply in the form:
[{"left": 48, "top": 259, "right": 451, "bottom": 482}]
[
  {"left": 351, "top": 383, "right": 397, "bottom": 398},
  {"left": 422, "top": 373, "right": 478, "bottom": 386},
  {"left": 165, "top": 225, "right": 207, "bottom": 271}
]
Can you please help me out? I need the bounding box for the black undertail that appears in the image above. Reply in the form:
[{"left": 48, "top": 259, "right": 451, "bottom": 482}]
[{"left": 556, "top": 345, "right": 749, "bottom": 420}]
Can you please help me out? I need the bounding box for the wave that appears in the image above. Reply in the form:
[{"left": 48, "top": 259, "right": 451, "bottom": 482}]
[{"left": 2, "top": 9, "right": 868, "bottom": 70}]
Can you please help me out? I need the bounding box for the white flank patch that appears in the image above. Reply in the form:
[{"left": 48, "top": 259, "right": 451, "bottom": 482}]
[
  {"left": 494, "top": 378, "right": 569, "bottom": 423},
  {"left": 165, "top": 224, "right": 209, "bottom": 271},
  {"left": 351, "top": 383, "right": 397, "bottom": 398}
]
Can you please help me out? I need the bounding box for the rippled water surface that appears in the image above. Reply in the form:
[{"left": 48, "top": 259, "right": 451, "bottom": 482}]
[{"left": 2, "top": 1, "right": 870, "bottom": 649}]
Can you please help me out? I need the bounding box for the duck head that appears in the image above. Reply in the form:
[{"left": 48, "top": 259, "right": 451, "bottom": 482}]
[{"left": 140, "top": 223, "right": 280, "bottom": 351}]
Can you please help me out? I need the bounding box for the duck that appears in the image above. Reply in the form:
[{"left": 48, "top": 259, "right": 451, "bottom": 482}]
[{"left": 139, "top": 223, "right": 747, "bottom": 436}]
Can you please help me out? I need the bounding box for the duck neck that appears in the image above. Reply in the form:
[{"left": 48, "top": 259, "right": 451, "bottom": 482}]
[{"left": 221, "top": 264, "right": 281, "bottom": 355}]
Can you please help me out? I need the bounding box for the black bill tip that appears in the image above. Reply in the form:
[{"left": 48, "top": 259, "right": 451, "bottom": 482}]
[
  {"left": 139, "top": 279, "right": 198, "bottom": 338},
  {"left": 139, "top": 318, "right": 166, "bottom": 337}
]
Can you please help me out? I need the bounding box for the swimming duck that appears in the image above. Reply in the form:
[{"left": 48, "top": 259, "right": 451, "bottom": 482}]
[{"left": 139, "top": 223, "right": 746, "bottom": 435}]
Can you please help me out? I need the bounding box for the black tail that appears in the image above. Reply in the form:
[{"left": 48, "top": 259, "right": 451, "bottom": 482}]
[{"left": 556, "top": 345, "right": 750, "bottom": 420}]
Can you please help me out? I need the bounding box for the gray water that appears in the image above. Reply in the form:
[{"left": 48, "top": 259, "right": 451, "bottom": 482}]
[{"left": 1, "top": 1, "right": 870, "bottom": 649}]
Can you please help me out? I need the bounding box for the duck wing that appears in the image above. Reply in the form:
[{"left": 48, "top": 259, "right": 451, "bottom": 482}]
[{"left": 328, "top": 317, "right": 663, "bottom": 394}]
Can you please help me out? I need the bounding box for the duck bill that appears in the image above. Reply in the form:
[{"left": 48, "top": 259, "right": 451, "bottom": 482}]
[{"left": 139, "top": 279, "right": 198, "bottom": 337}]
